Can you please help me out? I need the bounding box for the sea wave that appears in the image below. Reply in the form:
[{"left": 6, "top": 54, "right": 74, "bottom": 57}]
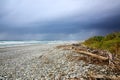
[{"left": 0, "top": 41, "right": 78, "bottom": 47}]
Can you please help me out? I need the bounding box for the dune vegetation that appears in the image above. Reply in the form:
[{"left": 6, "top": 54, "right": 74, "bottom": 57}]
[{"left": 83, "top": 32, "right": 120, "bottom": 54}]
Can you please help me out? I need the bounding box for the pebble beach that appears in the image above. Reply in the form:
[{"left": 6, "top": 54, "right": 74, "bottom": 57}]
[{"left": 0, "top": 43, "right": 111, "bottom": 80}]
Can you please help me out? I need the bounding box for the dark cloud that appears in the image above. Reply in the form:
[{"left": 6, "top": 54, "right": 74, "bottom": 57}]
[
  {"left": 0, "top": 13, "right": 120, "bottom": 40},
  {"left": 0, "top": 0, "right": 120, "bottom": 40}
]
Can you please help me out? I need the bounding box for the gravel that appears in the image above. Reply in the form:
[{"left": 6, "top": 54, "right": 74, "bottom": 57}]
[{"left": 0, "top": 44, "right": 107, "bottom": 80}]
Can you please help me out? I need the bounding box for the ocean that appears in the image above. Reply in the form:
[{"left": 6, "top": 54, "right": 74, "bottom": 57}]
[{"left": 0, "top": 41, "right": 78, "bottom": 48}]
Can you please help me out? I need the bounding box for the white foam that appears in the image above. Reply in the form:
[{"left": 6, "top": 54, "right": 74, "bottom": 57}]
[{"left": 0, "top": 41, "right": 80, "bottom": 48}]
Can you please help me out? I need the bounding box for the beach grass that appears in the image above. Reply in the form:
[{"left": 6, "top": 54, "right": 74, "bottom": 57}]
[{"left": 83, "top": 32, "right": 120, "bottom": 54}]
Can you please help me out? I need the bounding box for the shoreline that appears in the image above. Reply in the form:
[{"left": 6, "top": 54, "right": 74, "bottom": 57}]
[{"left": 0, "top": 41, "right": 79, "bottom": 48}]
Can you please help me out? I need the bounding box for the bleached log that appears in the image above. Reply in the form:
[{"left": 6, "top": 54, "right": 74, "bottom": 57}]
[{"left": 73, "top": 50, "right": 108, "bottom": 61}]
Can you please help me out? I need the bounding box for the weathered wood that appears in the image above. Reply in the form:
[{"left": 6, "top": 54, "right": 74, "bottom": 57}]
[
  {"left": 57, "top": 45, "right": 109, "bottom": 61},
  {"left": 73, "top": 50, "right": 108, "bottom": 61}
]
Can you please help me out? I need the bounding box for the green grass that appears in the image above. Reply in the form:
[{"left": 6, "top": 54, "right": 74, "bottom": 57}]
[{"left": 83, "top": 32, "right": 120, "bottom": 54}]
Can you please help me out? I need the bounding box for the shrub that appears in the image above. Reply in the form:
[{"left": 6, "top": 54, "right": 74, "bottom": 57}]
[{"left": 83, "top": 32, "right": 120, "bottom": 54}]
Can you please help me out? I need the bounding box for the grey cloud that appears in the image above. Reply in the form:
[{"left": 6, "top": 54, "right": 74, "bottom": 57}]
[
  {"left": 0, "top": 30, "right": 98, "bottom": 41},
  {"left": 0, "top": 0, "right": 120, "bottom": 40},
  {"left": 0, "top": 0, "right": 120, "bottom": 25}
]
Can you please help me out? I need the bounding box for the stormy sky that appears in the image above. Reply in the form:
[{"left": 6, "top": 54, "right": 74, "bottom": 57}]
[{"left": 0, "top": 0, "right": 120, "bottom": 40}]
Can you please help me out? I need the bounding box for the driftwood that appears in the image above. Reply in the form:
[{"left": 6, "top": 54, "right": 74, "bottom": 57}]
[
  {"left": 57, "top": 45, "right": 109, "bottom": 61},
  {"left": 73, "top": 50, "right": 108, "bottom": 61},
  {"left": 71, "top": 46, "right": 108, "bottom": 61},
  {"left": 56, "top": 44, "right": 120, "bottom": 79}
]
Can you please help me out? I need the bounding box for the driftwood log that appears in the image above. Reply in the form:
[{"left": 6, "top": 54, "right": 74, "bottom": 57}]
[
  {"left": 73, "top": 50, "right": 108, "bottom": 61},
  {"left": 71, "top": 46, "right": 108, "bottom": 61},
  {"left": 57, "top": 45, "right": 109, "bottom": 61}
]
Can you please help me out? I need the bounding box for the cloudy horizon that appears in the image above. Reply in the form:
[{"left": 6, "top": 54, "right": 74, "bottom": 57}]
[{"left": 0, "top": 0, "right": 120, "bottom": 40}]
